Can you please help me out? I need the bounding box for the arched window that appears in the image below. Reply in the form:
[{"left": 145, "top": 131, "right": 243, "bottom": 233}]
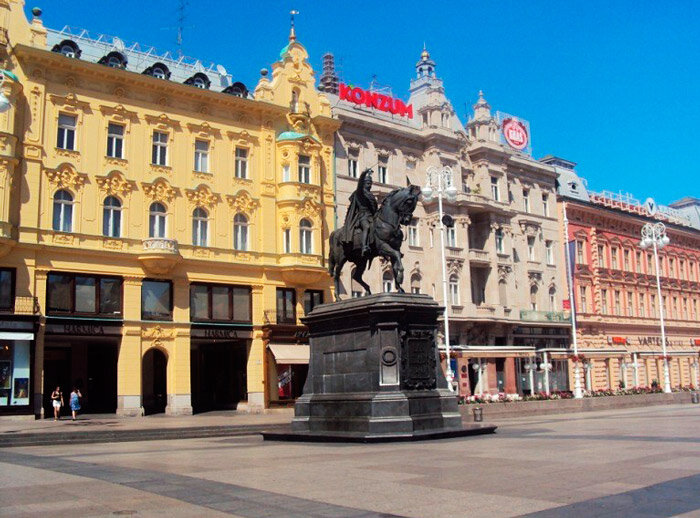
[
  {"left": 223, "top": 82, "right": 248, "bottom": 97},
  {"left": 52, "top": 189, "right": 73, "bottom": 232},
  {"left": 192, "top": 207, "right": 208, "bottom": 247},
  {"left": 449, "top": 274, "right": 460, "bottom": 305},
  {"left": 102, "top": 196, "right": 121, "bottom": 238},
  {"left": 382, "top": 271, "right": 394, "bottom": 293},
  {"left": 143, "top": 62, "right": 171, "bottom": 80},
  {"left": 51, "top": 39, "right": 81, "bottom": 58},
  {"left": 149, "top": 202, "right": 167, "bottom": 238},
  {"left": 530, "top": 285, "right": 538, "bottom": 311},
  {"left": 299, "top": 219, "right": 312, "bottom": 254},
  {"left": 99, "top": 51, "right": 127, "bottom": 69},
  {"left": 185, "top": 73, "right": 211, "bottom": 89},
  {"left": 233, "top": 213, "right": 249, "bottom": 251},
  {"left": 549, "top": 287, "right": 556, "bottom": 312},
  {"left": 410, "top": 274, "right": 421, "bottom": 294}
]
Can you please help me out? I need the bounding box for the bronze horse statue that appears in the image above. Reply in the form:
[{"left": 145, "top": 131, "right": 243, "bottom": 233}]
[{"left": 329, "top": 184, "right": 421, "bottom": 300}]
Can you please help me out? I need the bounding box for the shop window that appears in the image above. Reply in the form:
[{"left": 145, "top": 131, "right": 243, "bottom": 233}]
[
  {"left": 141, "top": 280, "right": 172, "bottom": 321},
  {"left": 106, "top": 123, "right": 124, "bottom": 158},
  {"left": 192, "top": 207, "right": 208, "bottom": 247},
  {"left": 303, "top": 290, "right": 323, "bottom": 315},
  {"left": 52, "top": 189, "right": 73, "bottom": 232},
  {"left": 190, "top": 283, "right": 251, "bottom": 322},
  {"left": 276, "top": 288, "right": 296, "bottom": 324},
  {"left": 47, "top": 272, "right": 122, "bottom": 316},
  {"left": 0, "top": 340, "right": 31, "bottom": 407},
  {"left": 0, "top": 269, "right": 15, "bottom": 311},
  {"left": 57, "top": 114, "right": 76, "bottom": 150},
  {"left": 102, "top": 196, "right": 122, "bottom": 238}
]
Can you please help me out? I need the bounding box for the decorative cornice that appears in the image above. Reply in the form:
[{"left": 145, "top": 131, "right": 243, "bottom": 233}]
[
  {"left": 95, "top": 171, "right": 135, "bottom": 198},
  {"left": 141, "top": 178, "right": 178, "bottom": 203},
  {"left": 48, "top": 92, "right": 90, "bottom": 111},
  {"left": 98, "top": 103, "right": 139, "bottom": 121},
  {"left": 45, "top": 165, "right": 87, "bottom": 191},
  {"left": 226, "top": 190, "right": 260, "bottom": 214},
  {"left": 185, "top": 184, "right": 221, "bottom": 209},
  {"left": 144, "top": 113, "right": 180, "bottom": 130},
  {"left": 187, "top": 121, "right": 221, "bottom": 138}
]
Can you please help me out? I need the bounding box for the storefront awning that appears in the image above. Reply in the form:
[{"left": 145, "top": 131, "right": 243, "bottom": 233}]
[
  {"left": 0, "top": 332, "right": 34, "bottom": 340},
  {"left": 268, "top": 343, "right": 309, "bottom": 365}
]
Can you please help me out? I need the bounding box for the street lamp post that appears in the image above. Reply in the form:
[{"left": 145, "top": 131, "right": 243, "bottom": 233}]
[
  {"left": 639, "top": 222, "right": 672, "bottom": 393},
  {"left": 562, "top": 202, "right": 583, "bottom": 398},
  {"left": 422, "top": 165, "right": 457, "bottom": 391}
]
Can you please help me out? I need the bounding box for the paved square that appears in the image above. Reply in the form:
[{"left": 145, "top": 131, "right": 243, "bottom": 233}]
[{"left": 0, "top": 404, "right": 698, "bottom": 517}]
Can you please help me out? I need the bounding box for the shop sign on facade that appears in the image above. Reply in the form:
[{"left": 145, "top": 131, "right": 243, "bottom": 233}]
[
  {"left": 635, "top": 336, "right": 694, "bottom": 347},
  {"left": 339, "top": 83, "right": 413, "bottom": 119},
  {"left": 496, "top": 112, "right": 532, "bottom": 154}
]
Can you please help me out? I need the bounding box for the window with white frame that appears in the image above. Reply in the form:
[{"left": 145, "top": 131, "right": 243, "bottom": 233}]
[
  {"left": 192, "top": 207, "right": 208, "bottom": 247},
  {"left": 611, "top": 247, "right": 618, "bottom": 269},
  {"left": 233, "top": 213, "right": 249, "bottom": 251},
  {"left": 650, "top": 294, "right": 656, "bottom": 316},
  {"left": 495, "top": 228, "right": 504, "bottom": 254},
  {"left": 151, "top": 131, "right": 168, "bottom": 166},
  {"left": 545, "top": 240, "right": 554, "bottom": 265},
  {"left": 614, "top": 290, "right": 621, "bottom": 315},
  {"left": 598, "top": 245, "right": 606, "bottom": 268},
  {"left": 639, "top": 293, "right": 645, "bottom": 317},
  {"left": 347, "top": 152, "right": 358, "bottom": 178},
  {"left": 523, "top": 189, "right": 530, "bottom": 213},
  {"left": 283, "top": 228, "right": 291, "bottom": 254},
  {"left": 527, "top": 236, "right": 536, "bottom": 261},
  {"left": 299, "top": 219, "right": 313, "bottom": 254},
  {"left": 377, "top": 157, "right": 388, "bottom": 184},
  {"left": 446, "top": 227, "right": 456, "bottom": 247},
  {"left": 52, "top": 189, "right": 73, "bottom": 232},
  {"left": 194, "top": 140, "right": 209, "bottom": 173},
  {"left": 623, "top": 249, "right": 630, "bottom": 271},
  {"left": 106, "top": 123, "right": 124, "bottom": 158},
  {"left": 298, "top": 155, "right": 311, "bottom": 183},
  {"left": 235, "top": 148, "right": 248, "bottom": 179},
  {"left": 601, "top": 289, "right": 608, "bottom": 313},
  {"left": 636, "top": 251, "right": 642, "bottom": 273},
  {"left": 579, "top": 285, "right": 587, "bottom": 312},
  {"left": 149, "top": 202, "right": 167, "bottom": 238},
  {"left": 577, "top": 240, "right": 585, "bottom": 264},
  {"left": 626, "top": 291, "right": 633, "bottom": 316},
  {"left": 490, "top": 176, "right": 499, "bottom": 201},
  {"left": 449, "top": 274, "right": 460, "bottom": 305},
  {"left": 102, "top": 196, "right": 121, "bottom": 238},
  {"left": 382, "top": 271, "right": 394, "bottom": 293},
  {"left": 57, "top": 114, "right": 76, "bottom": 150},
  {"left": 542, "top": 194, "right": 549, "bottom": 217},
  {"left": 282, "top": 163, "right": 291, "bottom": 182},
  {"left": 408, "top": 218, "right": 420, "bottom": 246}
]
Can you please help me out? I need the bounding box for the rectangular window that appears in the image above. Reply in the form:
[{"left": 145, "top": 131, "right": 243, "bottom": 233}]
[
  {"left": 141, "top": 280, "right": 172, "bottom": 320},
  {"left": 106, "top": 123, "right": 124, "bottom": 158},
  {"left": 495, "top": 229, "right": 504, "bottom": 254},
  {"left": 639, "top": 293, "right": 645, "bottom": 317},
  {"left": 611, "top": 247, "right": 618, "bottom": 269},
  {"left": 672, "top": 296, "right": 678, "bottom": 319},
  {"left": 276, "top": 288, "right": 296, "bottom": 324},
  {"left": 545, "top": 240, "right": 554, "bottom": 265},
  {"left": 0, "top": 268, "right": 15, "bottom": 311},
  {"left": 576, "top": 240, "right": 585, "bottom": 264},
  {"left": 623, "top": 249, "right": 630, "bottom": 271},
  {"left": 283, "top": 228, "right": 291, "bottom": 254},
  {"left": 598, "top": 245, "right": 606, "bottom": 268},
  {"left": 601, "top": 289, "right": 608, "bottom": 314},
  {"left": 298, "top": 155, "right": 311, "bottom": 183},
  {"left": 57, "top": 114, "right": 76, "bottom": 150},
  {"left": 579, "top": 285, "right": 587, "bottom": 313},
  {"left": 189, "top": 283, "right": 252, "bottom": 322},
  {"left": 303, "top": 290, "right": 323, "bottom": 315},
  {"left": 408, "top": 219, "right": 420, "bottom": 247},
  {"left": 347, "top": 156, "right": 358, "bottom": 178},
  {"left": 235, "top": 148, "right": 248, "bottom": 179},
  {"left": 626, "top": 291, "right": 633, "bottom": 316},
  {"left": 47, "top": 273, "right": 123, "bottom": 316},
  {"left": 194, "top": 140, "right": 209, "bottom": 173},
  {"left": 682, "top": 297, "right": 689, "bottom": 319},
  {"left": 694, "top": 299, "right": 699, "bottom": 320},
  {"left": 647, "top": 253, "right": 653, "bottom": 273},
  {"left": 523, "top": 189, "right": 530, "bottom": 213},
  {"left": 542, "top": 194, "right": 549, "bottom": 217},
  {"left": 650, "top": 294, "right": 656, "bottom": 317},
  {"left": 491, "top": 177, "right": 500, "bottom": 201},
  {"left": 669, "top": 258, "right": 675, "bottom": 278},
  {"left": 636, "top": 251, "right": 642, "bottom": 273},
  {"left": 377, "top": 158, "right": 388, "bottom": 184},
  {"left": 614, "top": 290, "right": 621, "bottom": 315},
  {"left": 152, "top": 131, "right": 168, "bottom": 166},
  {"left": 282, "top": 164, "right": 291, "bottom": 182},
  {"left": 680, "top": 260, "right": 686, "bottom": 279},
  {"left": 446, "top": 227, "right": 456, "bottom": 247},
  {"left": 527, "top": 236, "right": 536, "bottom": 261}
]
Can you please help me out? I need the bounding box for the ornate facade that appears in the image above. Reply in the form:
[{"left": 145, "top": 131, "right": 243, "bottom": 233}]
[{"left": 0, "top": 1, "right": 337, "bottom": 416}]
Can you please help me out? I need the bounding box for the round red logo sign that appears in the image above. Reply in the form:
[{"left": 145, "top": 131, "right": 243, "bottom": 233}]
[{"left": 502, "top": 118, "right": 528, "bottom": 150}]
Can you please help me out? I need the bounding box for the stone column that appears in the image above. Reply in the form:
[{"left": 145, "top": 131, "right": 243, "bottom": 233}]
[
  {"left": 117, "top": 277, "right": 143, "bottom": 416},
  {"left": 166, "top": 278, "right": 192, "bottom": 415},
  {"left": 504, "top": 357, "right": 517, "bottom": 394},
  {"left": 247, "top": 284, "right": 266, "bottom": 411}
]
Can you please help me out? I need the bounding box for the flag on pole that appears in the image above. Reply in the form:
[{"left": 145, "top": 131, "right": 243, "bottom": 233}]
[{"left": 567, "top": 240, "right": 577, "bottom": 279}]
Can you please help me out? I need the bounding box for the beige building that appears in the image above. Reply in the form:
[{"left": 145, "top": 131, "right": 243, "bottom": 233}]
[
  {"left": 320, "top": 50, "right": 570, "bottom": 396},
  {"left": 0, "top": 2, "right": 337, "bottom": 418}
]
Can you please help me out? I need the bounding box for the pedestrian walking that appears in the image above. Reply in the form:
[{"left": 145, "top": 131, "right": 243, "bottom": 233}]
[
  {"left": 51, "top": 386, "right": 63, "bottom": 421},
  {"left": 69, "top": 386, "right": 81, "bottom": 421}
]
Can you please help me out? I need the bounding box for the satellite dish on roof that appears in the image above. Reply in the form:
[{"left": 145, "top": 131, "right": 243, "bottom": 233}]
[
  {"left": 113, "top": 37, "right": 125, "bottom": 52},
  {"left": 216, "top": 64, "right": 227, "bottom": 76}
]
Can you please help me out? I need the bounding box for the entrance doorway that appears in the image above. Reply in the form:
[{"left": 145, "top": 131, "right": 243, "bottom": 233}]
[
  {"left": 143, "top": 348, "right": 167, "bottom": 415},
  {"left": 190, "top": 341, "right": 248, "bottom": 413}
]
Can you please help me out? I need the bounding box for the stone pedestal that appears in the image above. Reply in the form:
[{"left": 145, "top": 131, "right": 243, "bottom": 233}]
[{"left": 264, "top": 293, "right": 495, "bottom": 442}]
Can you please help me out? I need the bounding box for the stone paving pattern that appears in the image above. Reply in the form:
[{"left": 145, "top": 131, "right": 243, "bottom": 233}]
[{"left": 0, "top": 405, "right": 698, "bottom": 517}]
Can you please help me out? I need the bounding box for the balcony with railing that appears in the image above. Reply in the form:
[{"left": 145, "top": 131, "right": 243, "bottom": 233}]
[
  {"left": 519, "top": 309, "right": 571, "bottom": 323},
  {"left": 0, "top": 296, "right": 41, "bottom": 315},
  {"left": 139, "top": 238, "right": 181, "bottom": 274},
  {"left": 469, "top": 248, "right": 491, "bottom": 264}
]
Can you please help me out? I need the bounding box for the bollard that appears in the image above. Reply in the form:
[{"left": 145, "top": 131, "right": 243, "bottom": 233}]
[
  {"left": 473, "top": 406, "right": 483, "bottom": 422},
  {"left": 692, "top": 392, "right": 700, "bottom": 404}
]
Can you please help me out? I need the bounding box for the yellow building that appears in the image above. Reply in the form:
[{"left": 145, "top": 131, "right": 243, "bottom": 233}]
[{"left": 0, "top": 1, "right": 338, "bottom": 417}]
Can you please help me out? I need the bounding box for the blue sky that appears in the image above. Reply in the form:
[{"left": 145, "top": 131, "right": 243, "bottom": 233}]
[{"left": 32, "top": 1, "right": 699, "bottom": 205}]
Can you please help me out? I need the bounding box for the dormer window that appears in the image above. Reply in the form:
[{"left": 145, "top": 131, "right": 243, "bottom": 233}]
[
  {"left": 98, "top": 51, "right": 127, "bottom": 69},
  {"left": 185, "top": 73, "right": 211, "bottom": 89},
  {"left": 51, "top": 39, "right": 81, "bottom": 59},
  {"left": 143, "top": 62, "right": 171, "bottom": 80},
  {"left": 223, "top": 82, "right": 248, "bottom": 98}
]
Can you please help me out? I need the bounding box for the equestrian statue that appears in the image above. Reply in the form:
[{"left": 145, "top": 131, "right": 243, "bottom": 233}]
[{"left": 329, "top": 169, "right": 421, "bottom": 300}]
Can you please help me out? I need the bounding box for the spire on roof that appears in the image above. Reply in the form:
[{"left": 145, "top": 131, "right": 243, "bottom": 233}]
[
  {"left": 289, "top": 9, "right": 299, "bottom": 42},
  {"left": 416, "top": 44, "right": 436, "bottom": 78}
]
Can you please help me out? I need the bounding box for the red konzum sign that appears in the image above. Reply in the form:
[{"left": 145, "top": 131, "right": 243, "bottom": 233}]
[{"left": 339, "top": 83, "right": 413, "bottom": 119}]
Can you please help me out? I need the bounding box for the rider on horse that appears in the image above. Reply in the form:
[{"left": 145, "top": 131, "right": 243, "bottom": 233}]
[{"left": 341, "top": 168, "right": 378, "bottom": 257}]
